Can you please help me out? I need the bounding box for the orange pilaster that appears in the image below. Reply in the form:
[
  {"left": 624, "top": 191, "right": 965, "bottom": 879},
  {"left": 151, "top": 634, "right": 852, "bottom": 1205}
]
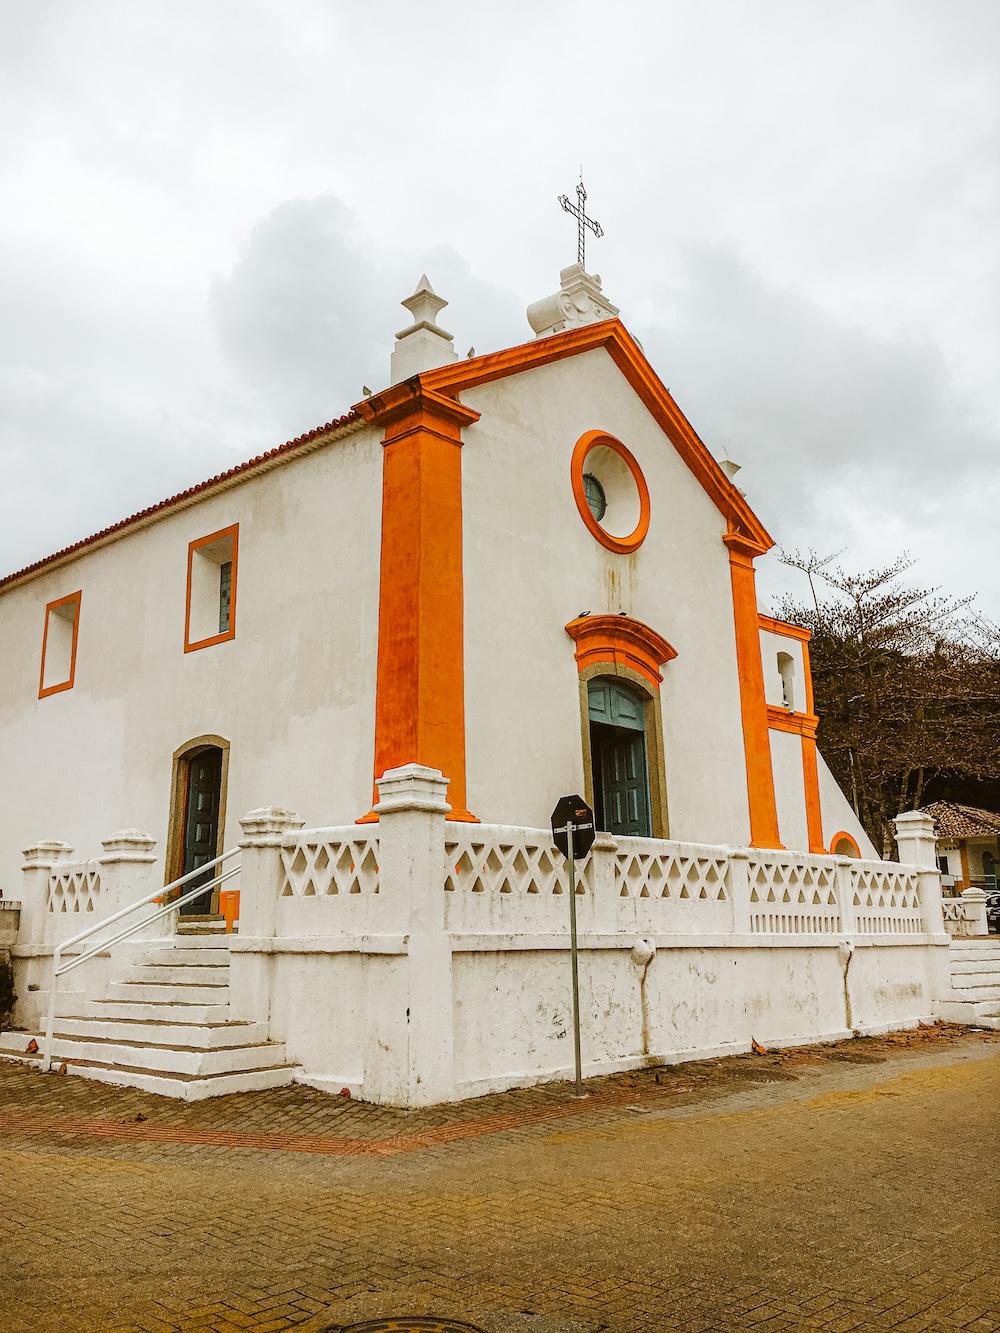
[
  {"left": 801, "top": 730, "right": 825, "bottom": 854},
  {"left": 354, "top": 380, "right": 480, "bottom": 822},
  {"left": 725, "top": 531, "right": 783, "bottom": 849}
]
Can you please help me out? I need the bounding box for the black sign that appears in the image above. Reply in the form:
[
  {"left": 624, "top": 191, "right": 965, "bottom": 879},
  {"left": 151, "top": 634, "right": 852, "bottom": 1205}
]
[{"left": 550, "top": 794, "right": 596, "bottom": 860}]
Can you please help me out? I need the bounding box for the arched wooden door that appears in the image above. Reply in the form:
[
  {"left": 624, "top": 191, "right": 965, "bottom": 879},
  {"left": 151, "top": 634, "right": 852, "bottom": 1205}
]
[
  {"left": 179, "top": 746, "right": 224, "bottom": 914},
  {"left": 587, "top": 678, "right": 652, "bottom": 838}
]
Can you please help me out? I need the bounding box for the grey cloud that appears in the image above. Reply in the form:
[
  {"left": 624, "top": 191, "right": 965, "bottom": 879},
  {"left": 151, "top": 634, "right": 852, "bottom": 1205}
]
[
  {"left": 637, "top": 246, "right": 994, "bottom": 536},
  {"left": 209, "top": 195, "right": 525, "bottom": 430}
]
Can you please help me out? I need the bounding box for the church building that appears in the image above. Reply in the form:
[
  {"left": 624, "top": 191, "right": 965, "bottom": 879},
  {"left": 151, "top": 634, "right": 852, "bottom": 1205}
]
[{"left": 0, "top": 244, "right": 954, "bottom": 1103}]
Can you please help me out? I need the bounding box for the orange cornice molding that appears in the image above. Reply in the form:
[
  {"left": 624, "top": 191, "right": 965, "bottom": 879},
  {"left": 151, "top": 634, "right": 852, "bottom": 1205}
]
[
  {"left": 353, "top": 379, "right": 480, "bottom": 823},
  {"left": 421, "top": 321, "right": 774, "bottom": 554},
  {"left": 758, "top": 614, "right": 811, "bottom": 642},
  {"left": 354, "top": 379, "right": 481, "bottom": 438},
  {"left": 565, "top": 614, "right": 677, "bottom": 688},
  {"left": 766, "top": 706, "right": 819, "bottom": 737}
]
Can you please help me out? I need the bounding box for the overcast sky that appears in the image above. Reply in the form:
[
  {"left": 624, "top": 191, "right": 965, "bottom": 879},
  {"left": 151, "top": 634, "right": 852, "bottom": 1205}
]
[{"left": 2, "top": 0, "right": 998, "bottom": 618}]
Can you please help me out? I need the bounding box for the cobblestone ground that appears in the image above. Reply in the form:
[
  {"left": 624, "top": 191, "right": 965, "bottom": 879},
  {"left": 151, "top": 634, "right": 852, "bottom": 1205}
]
[{"left": 1, "top": 1024, "right": 998, "bottom": 1333}]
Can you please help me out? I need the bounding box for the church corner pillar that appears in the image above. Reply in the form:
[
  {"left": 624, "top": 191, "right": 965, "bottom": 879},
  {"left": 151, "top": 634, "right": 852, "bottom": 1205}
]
[
  {"left": 98, "top": 830, "right": 159, "bottom": 938},
  {"left": 893, "top": 810, "right": 949, "bottom": 946},
  {"left": 19, "top": 841, "right": 74, "bottom": 948},
  {"left": 232, "top": 807, "right": 304, "bottom": 1023},
  {"left": 723, "top": 530, "right": 782, "bottom": 850},
  {"left": 364, "top": 764, "right": 454, "bottom": 1106},
  {"left": 354, "top": 380, "right": 481, "bottom": 826}
]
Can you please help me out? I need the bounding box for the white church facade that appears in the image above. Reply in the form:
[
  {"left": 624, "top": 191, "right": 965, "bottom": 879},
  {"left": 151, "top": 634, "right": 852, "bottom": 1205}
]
[{"left": 0, "top": 262, "right": 962, "bottom": 1102}]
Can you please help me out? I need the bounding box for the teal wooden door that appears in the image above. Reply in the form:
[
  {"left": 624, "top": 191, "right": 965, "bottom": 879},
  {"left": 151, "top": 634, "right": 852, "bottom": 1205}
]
[
  {"left": 588, "top": 679, "right": 652, "bottom": 838},
  {"left": 180, "top": 748, "right": 223, "bottom": 914}
]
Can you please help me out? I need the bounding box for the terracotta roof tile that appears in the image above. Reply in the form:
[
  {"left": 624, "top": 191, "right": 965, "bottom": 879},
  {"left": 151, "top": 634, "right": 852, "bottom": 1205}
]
[
  {"left": 0, "top": 410, "right": 360, "bottom": 593},
  {"left": 919, "top": 802, "right": 1000, "bottom": 839}
]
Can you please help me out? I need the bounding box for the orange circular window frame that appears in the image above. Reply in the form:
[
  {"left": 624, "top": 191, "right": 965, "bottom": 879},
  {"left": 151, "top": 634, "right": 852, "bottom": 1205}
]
[{"left": 570, "top": 430, "right": 651, "bottom": 555}]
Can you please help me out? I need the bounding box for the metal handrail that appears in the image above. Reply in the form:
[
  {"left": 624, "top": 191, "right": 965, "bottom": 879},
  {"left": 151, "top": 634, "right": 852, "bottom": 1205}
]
[{"left": 41, "top": 847, "right": 240, "bottom": 1071}]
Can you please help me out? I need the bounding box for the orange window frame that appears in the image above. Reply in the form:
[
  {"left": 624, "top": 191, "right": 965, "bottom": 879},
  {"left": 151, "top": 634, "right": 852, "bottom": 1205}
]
[
  {"left": 38, "top": 590, "right": 83, "bottom": 699},
  {"left": 184, "top": 524, "right": 239, "bottom": 653},
  {"left": 570, "top": 430, "right": 651, "bottom": 555}
]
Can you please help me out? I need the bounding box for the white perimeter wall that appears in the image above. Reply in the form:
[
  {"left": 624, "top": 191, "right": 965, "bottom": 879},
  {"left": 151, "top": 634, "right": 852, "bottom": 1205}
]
[{"left": 0, "top": 425, "right": 383, "bottom": 894}]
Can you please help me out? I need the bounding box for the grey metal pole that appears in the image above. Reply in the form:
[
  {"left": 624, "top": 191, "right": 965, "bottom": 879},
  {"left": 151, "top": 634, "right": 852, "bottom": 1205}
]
[{"left": 567, "top": 822, "right": 584, "bottom": 1097}]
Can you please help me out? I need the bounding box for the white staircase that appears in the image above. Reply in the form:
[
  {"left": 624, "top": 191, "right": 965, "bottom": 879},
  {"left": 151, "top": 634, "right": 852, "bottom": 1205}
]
[
  {"left": 0, "top": 937, "right": 301, "bottom": 1099},
  {"left": 937, "top": 937, "right": 1000, "bottom": 1029}
]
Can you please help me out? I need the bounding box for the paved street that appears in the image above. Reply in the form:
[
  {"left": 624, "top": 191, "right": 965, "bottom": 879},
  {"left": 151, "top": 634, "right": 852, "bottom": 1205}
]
[{"left": 1, "top": 1024, "right": 998, "bottom": 1333}]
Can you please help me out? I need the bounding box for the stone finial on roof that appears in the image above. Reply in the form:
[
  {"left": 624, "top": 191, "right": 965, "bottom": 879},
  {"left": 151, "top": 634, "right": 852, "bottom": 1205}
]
[
  {"left": 526, "top": 263, "right": 620, "bottom": 339},
  {"left": 390, "top": 275, "right": 459, "bottom": 385}
]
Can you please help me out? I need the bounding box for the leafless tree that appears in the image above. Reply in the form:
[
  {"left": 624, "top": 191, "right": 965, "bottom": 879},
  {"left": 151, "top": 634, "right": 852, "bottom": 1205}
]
[{"left": 777, "top": 552, "right": 1000, "bottom": 856}]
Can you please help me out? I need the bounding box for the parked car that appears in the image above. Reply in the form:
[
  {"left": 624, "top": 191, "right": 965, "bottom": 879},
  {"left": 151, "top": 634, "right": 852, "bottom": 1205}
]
[{"left": 987, "top": 893, "right": 1000, "bottom": 934}]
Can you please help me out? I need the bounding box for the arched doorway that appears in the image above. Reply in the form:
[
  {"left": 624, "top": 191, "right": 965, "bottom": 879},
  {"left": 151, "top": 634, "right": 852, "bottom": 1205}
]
[
  {"left": 166, "top": 738, "right": 229, "bottom": 916},
  {"left": 587, "top": 677, "right": 652, "bottom": 838}
]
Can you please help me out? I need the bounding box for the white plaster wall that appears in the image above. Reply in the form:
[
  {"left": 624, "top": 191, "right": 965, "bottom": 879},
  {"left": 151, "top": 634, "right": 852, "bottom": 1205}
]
[
  {"left": 460, "top": 350, "right": 751, "bottom": 845},
  {"left": 266, "top": 952, "right": 367, "bottom": 1082},
  {"left": 0, "top": 425, "right": 383, "bottom": 896},
  {"left": 770, "top": 729, "right": 809, "bottom": 852},
  {"left": 448, "top": 940, "right": 937, "bottom": 1095},
  {"left": 817, "top": 754, "right": 879, "bottom": 857}
]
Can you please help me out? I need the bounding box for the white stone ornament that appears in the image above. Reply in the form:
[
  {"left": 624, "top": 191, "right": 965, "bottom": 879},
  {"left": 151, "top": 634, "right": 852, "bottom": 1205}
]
[
  {"left": 389, "top": 274, "right": 460, "bottom": 384},
  {"left": 527, "top": 263, "right": 620, "bottom": 339}
]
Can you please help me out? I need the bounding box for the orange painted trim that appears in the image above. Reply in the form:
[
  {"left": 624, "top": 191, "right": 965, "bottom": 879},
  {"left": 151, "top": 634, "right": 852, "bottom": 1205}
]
[
  {"left": 38, "top": 590, "right": 82, "bottom": 698},
  {"left": 766, "top": 705, "right": 818, "bottom": 737},
  {"left": 757, "top": 614, "right": 811, "bottom": 642},
  {"left": 801, "top": 735, "right": 825, "bottom": 854},
  {"left": 830, "top": 831, "right": 861, "bottom": 859},
  {"left": 353, "top": 383, "right": 482, "bottom": 823},
  {"left": 570, "top": 430, "right": 651, "bottom": 554},
  {"left": 564, "top": 614, "right": 676, "bottom": 688},
  {"left": 421, "top": 320, "right": 774, "bottom": 555},
  {"left": 800, "top": 636, "right": 815, "bottom": 719},
  {"left": 725, "top": 533, "right": 782, "bottom": 849},
  {"left": 184, "top": 524, "right": 239, "bottom": 653}
]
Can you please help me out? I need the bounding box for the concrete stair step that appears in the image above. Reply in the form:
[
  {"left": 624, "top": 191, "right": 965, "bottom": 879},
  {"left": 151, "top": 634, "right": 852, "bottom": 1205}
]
[
  {"left": 62, "top": 1059, "right": 300, "bottom": 1101},
  {"left": 125, "top": 964, "right": 229, "bottom": 986},
  {"left": 944, "top": 983, "right": 1000, "bottom": 1002},
  {"left": 0, "top": 1029, "right": 42, "bottom": 1061},
  {"left": 949, "top": 944, "right": 1000, "bottom": 958},
  {"left": 84, "top": 999, "right": 231, "bottom": 1023},
  {"left": 51, "top": 1034, "right": 291, "bottom": 1077},
  {"left": 949, "top": 970, "right": 1000, "bottom": 987},
  {"left": 55, "top": 1016, "right": 269, "bottom": 1048},
  {"left": 142, "top": 946, "right": 232, "bottom": 966},
  {"left": 105, "top": 981, "right": 229, "bottom": 1005}
]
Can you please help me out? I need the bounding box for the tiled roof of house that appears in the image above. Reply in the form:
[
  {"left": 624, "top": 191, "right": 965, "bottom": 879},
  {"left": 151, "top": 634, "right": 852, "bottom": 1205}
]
[
  {"left": 920, "top": 801, "right": 1000, "bottom": 839},
  {"left": 0, "top": 409, "right": 360, "bottom": 593}
]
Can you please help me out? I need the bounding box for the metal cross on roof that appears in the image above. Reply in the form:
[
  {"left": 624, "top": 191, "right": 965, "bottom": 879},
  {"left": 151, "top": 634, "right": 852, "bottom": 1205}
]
[{"left": 558, "top": 178, "right": 604, "bottom": 268}]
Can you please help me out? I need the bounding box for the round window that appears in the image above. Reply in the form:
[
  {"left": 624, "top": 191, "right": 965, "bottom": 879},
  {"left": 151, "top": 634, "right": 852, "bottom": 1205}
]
[
  {"left": 582, "top": 473, "right": 607, "bottom": 522},
  {"left": 571, "top": 431, "right": 650, "bottom": 554}
]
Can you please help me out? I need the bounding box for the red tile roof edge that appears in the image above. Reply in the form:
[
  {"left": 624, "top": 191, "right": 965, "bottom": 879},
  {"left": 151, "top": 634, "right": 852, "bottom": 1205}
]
[
  {"left": 919, "top": 801, "right": 1000, "bottom": 838},
  {"left": 0, "top": 409, "right": 362, "bottom": 593}
]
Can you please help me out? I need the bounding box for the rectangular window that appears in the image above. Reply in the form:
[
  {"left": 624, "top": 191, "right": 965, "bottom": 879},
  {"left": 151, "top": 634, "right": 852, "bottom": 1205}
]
[
  {"left": 185, "top": 524, "right": 238, "bottom": 652},
  {"left": 39, "top": 591, "right": 82, "bottom": 698}
]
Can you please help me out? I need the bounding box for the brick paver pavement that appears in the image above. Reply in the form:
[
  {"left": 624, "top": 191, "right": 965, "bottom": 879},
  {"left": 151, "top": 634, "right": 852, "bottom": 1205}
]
[{"left": 0, "top": 1024, "right": 998, "bottom": 1333}]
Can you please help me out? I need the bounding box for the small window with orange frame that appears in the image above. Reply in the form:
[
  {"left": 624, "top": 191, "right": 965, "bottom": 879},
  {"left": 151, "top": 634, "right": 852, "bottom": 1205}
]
[
  {"left": 184, "top": 524, "right": 238, "bottom": 652},
  {"left": 39, "top": 591, "right": 82, "bottom": 698}
]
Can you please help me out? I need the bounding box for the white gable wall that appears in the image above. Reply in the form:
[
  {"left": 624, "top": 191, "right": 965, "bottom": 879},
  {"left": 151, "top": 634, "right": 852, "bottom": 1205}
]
[{"left": 460, "top": 348, "right": 752, "bottom": 845}]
